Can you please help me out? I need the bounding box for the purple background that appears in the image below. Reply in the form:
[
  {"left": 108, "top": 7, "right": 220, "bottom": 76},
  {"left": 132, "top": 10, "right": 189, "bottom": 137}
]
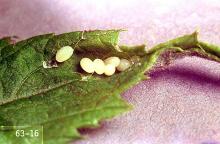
[{"left": 0, "top": 0, "right": 220, "bottom": 144}]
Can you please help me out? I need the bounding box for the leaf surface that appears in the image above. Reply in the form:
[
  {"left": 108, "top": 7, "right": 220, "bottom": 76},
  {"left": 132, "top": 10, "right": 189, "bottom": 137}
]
[{"left": 0, "top": 30, "right": 219, "bottom": 144}]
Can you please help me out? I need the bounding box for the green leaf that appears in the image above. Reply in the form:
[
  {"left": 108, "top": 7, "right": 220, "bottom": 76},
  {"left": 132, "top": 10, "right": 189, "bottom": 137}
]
[
  {"left": 0, "top": 37, "right": 11, "bottom": 49},
  {"left": 0, "top": 30, "right": 145, "bottom": 144},
  {"left": 147, "top": 31, "right": 220, "bottom": 65},
  {"left": 147, "top": 31, "right": 198, "bottom": 54},
  {"left": 0, "top": 30, "right": 219, "bottom": 144}
]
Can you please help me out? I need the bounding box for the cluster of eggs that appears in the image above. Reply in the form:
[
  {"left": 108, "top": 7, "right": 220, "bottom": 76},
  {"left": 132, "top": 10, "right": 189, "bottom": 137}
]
[
  {"left": 80, "top": 57, "right": 131, "bottom": 76},
  {"left": 54, "top": 46, "right": 131, "bottom": 76}
]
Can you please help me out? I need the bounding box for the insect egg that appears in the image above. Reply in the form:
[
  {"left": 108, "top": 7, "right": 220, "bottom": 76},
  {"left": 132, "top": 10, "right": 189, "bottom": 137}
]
[
  {"left": 104, "top": 64, "right": 116, "bottom": 76},
  {"left": 104, "top": 57, "right": 120, "bottom": 67},
  {"left": 80, "top": 58, "right": 95, "bottom": 73},
  {"left": 93, "top": 59, "right": 105, "bottom": 75},
  {"left": 116, "top": 59, "right": 131, "bottom": 72},
  {"left": 55, "top": 46, "right": 74, "bottom": 62}
]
